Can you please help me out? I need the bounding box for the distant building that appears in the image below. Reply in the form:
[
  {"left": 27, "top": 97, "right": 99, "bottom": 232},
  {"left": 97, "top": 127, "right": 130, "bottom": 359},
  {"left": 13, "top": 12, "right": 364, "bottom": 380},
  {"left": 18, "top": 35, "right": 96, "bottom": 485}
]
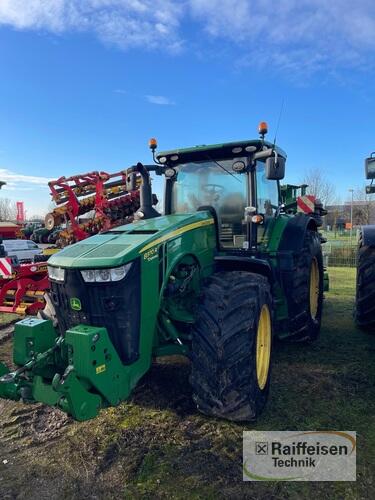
[{"left": 326, "top": 201, "right": 375, "bottom": 228}]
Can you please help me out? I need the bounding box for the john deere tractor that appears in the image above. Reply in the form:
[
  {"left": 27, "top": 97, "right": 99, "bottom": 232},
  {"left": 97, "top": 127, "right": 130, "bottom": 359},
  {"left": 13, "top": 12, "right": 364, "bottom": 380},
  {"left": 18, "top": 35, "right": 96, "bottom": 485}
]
[
  {"left": 355, "top": 153, "right": 375, "bottom": 331},
  {"left": 0, "top": 124, "right": 326, "bottom": 422}
]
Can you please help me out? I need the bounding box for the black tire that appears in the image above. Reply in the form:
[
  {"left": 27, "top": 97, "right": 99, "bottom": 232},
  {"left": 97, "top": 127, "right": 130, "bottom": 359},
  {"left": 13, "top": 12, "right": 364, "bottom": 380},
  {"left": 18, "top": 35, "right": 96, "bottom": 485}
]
[
  {"left": 287, "top": 230, "right": 324, "bottom": 342},
  {"left": 355, "top": 237, "right": 375, "bottom": 331},
  {"left": 191, "top": 271, "right": 273, "bottom": 422}
]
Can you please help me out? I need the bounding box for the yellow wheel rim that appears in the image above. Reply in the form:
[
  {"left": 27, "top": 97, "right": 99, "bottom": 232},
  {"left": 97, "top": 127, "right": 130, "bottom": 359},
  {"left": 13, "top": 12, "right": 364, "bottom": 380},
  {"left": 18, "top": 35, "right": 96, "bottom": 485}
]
[
  {"left": 256, "top": 304, "right": 272, "bottom": 390},
  {"left": 310, "top": 257, "right": 320, "bottom": 320}
]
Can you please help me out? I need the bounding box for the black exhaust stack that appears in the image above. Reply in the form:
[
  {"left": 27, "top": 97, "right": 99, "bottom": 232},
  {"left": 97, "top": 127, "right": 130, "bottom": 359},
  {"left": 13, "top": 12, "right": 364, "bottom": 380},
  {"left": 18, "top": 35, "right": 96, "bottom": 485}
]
[{"left": 129, "top": 162, "right": 160, "bottom": 219}]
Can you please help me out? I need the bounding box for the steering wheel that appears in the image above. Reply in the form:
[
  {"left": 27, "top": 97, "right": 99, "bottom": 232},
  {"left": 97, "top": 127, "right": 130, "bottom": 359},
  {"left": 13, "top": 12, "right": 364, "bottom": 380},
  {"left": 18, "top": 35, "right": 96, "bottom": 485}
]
[{"left": 201, "top": 184, "right": 225, "bottom": 195}]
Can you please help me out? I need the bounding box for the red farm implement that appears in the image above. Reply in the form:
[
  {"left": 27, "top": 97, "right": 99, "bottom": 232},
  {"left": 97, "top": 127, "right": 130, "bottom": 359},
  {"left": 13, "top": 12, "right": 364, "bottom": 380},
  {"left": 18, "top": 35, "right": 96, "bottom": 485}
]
[
  {"left": 0, "top": 168, "right": 144, "bottom": 317},
  {"left": 45, "top": 170, "right": 142, "bottom": 247},
  {"left": 0, "top": 258, "right": 49, "bottom": 315}
]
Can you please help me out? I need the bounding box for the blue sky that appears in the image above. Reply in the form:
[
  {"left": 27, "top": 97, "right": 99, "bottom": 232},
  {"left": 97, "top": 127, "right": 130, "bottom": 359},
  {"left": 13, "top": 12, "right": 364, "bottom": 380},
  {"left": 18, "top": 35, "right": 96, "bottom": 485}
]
[{"left": 0, "top": 0, "right": 374, "bottom": 216}]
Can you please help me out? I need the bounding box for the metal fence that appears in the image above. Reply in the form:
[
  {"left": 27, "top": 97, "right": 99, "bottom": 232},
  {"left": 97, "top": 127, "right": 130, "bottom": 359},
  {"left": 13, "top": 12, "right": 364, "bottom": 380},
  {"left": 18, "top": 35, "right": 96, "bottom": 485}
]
[{"left": 323, "top": 241, "right": 357, "bottom": 268}]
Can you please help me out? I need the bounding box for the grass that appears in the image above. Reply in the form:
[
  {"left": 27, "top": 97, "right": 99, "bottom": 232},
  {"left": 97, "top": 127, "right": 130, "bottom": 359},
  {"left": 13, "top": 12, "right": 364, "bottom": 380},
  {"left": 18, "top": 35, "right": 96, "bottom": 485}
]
[
  {"left": 322, "top": 231, "right": 357, "bottom": 242},
  {"left": 1, "top": 267, "right": 375, "bottom": 499},
  {"left": 0, "top": 312, "right": 19, "bottom": 326}
]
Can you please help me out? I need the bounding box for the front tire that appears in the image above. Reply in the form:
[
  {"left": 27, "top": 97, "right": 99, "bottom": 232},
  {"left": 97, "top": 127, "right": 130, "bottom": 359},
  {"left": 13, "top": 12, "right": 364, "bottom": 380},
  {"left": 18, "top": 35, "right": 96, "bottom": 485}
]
[{"left": 190, "top": 271, "right": 273, "bottom": 422}]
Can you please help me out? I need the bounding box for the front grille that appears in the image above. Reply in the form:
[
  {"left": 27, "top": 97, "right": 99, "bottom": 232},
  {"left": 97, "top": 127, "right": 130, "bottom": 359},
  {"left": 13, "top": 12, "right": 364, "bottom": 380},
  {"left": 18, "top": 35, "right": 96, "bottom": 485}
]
[{"left": 51, "top": 259, "right": 141, "bottom": 364}]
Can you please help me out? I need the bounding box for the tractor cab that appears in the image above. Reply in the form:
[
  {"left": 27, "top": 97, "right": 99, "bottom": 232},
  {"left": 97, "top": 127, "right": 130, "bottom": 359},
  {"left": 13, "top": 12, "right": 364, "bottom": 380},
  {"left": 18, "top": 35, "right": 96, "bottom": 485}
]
[{"left": 152, "top": 123, "right": 286, "bottom": 251}]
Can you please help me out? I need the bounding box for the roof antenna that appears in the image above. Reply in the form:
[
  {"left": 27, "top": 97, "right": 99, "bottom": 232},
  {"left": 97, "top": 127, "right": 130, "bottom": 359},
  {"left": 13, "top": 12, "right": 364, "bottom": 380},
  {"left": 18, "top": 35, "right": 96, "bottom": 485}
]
[{"left": 273, "top": 98, "right": 285, "bottom": 147}]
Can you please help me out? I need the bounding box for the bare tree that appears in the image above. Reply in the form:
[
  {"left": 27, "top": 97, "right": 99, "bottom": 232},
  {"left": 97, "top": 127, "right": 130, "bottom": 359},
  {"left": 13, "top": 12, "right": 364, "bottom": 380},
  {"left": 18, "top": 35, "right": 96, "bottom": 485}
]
[
  {"left": 350, "top": 186, "right": 375, "bottom": 225},
  {"left": 28, "top": 214, "right": 45, "bottom": 222},
  {"left": 302, "top": 168, "right": 336, "bottom": 207},
  {"left": 0, "top": 198, "right": 17, "bottom": 221}
]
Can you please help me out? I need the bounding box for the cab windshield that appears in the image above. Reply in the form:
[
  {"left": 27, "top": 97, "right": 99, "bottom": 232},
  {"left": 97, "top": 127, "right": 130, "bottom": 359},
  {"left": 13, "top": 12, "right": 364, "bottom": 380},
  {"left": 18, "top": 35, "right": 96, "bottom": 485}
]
[{"left": 170, "top": 159, "right": 247, "bottom": 247}]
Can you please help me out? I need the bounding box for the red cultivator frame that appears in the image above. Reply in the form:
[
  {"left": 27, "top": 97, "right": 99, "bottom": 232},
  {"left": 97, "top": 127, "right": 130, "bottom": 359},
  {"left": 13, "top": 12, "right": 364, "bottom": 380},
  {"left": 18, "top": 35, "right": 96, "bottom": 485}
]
[
  {"left": 45, "top": 170, "right": 141, "bottom": 246},
  {"left": 0, "top": 259, "right": 49, "bottom": 315},
  {"left": 0, "top": 169, "right": 143, "bottom": 316}
]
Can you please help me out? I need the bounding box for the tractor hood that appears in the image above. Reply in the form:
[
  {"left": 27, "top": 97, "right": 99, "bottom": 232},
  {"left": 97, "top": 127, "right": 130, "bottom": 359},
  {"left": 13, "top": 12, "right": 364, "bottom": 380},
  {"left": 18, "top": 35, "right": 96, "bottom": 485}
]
[{"left": 48, "top": 212, "right": 214, "bottom": 269}]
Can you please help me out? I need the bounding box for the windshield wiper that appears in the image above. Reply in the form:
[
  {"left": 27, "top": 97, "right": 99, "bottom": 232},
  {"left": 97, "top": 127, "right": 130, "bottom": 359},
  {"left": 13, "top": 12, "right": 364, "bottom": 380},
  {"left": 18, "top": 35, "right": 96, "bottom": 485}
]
[{"left": 206, "top": 155, "right": 242, "bottom": 183}]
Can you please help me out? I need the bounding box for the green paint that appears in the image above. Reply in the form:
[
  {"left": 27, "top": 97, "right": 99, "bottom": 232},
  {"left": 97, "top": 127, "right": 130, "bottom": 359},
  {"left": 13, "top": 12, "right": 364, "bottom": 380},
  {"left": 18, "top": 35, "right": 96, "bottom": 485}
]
[
  {"left": 48, "top": 212, "right": 213, "bottom": 269},
  {"left": 13, "top": 317, "right": 57, "bottom": 366},
  {"left": 0, "top": 137, "right": 327, "bottom": 421},
  {"left": 70, "top": 297, "right": 82, "bottom": 311}
]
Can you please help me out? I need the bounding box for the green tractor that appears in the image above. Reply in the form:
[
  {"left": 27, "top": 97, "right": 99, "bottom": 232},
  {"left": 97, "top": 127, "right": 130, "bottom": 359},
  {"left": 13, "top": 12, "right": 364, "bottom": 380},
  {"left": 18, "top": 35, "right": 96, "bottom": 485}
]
[
  {"left": 0, "top": 124, "right": 327, "bottom": 422},
  {"left": 355, "top": 153, "right": 375, "bottom": 331}
]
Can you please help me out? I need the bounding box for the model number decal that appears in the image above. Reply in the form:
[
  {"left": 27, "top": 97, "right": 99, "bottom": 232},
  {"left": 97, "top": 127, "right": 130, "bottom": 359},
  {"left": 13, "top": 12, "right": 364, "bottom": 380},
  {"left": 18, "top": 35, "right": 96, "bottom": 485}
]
[{"left": 143, "top": 247, "right": 158, "bottom": 261}]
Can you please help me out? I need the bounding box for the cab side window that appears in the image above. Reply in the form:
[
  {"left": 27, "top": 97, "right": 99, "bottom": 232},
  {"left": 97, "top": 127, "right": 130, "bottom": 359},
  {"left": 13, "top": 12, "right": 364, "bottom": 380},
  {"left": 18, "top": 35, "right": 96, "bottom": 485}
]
[
  {"left": 256, "top": 161, "right": 279, "bottom": 246},
  {"left": 256, "top": 162, "right": 279, "bottom": 218}
]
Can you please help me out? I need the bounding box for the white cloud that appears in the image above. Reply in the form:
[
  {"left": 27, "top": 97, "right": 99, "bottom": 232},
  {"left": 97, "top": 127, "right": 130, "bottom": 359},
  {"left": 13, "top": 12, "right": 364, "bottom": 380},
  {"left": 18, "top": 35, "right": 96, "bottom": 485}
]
[
  {"left": 190, "top": 1, "right": 375, "bottom": 48},
  {"left": 2, "top": 186, "right": 41, "bottom": 192},
  {"left": 0, "top": 169, "right": 51, "bottom": 186},
  {"left": 0, "top": 1, "right": 374, "bottom": 76},
  {"left": 0, "top": 0, "right": 67, "bottom": 31},
  {"left": 0, "top": 0, "right": 184, "bottom": 52},
  {"left": 145, "top": 94, "right": 175, "bottom": 105},
  {"left": 190, "top": 0, "right": 375, "bottom": 76},
  {"left": 0, "top": 169, "right": 51, "bottom": 215},
  {"left": 190, "top": 0, "right": 252, "bottom": 40}
]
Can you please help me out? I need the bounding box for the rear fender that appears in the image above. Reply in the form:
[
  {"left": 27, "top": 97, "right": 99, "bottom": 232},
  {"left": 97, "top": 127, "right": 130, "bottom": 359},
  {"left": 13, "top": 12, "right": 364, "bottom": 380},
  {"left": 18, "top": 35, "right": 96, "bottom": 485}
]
[{"left": 278, "top": 214, "right": 318, "bottom": 253}]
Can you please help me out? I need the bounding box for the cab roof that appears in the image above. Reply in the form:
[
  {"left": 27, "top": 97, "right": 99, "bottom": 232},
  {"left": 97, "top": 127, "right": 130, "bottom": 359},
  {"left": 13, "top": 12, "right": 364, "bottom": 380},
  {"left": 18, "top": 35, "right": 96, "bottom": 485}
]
[{"left": 157, "top": 139, "right": 287, "bottom": 164}]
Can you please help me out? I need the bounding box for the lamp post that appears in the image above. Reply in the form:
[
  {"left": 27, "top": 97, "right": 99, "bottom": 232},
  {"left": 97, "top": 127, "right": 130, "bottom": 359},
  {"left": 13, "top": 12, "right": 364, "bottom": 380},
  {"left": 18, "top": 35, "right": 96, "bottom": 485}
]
[{"left": 349, "top": 188, "right": 354, "bottom": 244}]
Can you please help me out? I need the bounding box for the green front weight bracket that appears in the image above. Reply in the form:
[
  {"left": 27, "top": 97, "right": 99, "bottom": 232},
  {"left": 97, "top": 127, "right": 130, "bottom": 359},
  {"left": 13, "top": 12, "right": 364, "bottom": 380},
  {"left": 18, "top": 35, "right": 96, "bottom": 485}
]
[
  {"left": 13, "top": 317, "right": 58, "bottom": 366},
  {"left": 0, "top": 321, "right": 133, "bottom": 420},
  {"left": 0, "top": 318, "right": 60, "bottom": 403},
  {"left": 52, "top": 370, "right": 103, "bottom": 421},
  {"left": 49, "top": 324, "right": 132, "bottom": 421}
]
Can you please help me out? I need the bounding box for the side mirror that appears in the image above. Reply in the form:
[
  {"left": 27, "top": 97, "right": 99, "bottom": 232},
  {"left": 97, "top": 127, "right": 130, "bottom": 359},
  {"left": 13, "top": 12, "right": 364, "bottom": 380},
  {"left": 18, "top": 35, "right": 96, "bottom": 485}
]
[
  {"left": 365, "top": 155, "right": 375, "bottom": 179},
  {"left": 266, "top": 156, "right": 285, "bottom": 180}
]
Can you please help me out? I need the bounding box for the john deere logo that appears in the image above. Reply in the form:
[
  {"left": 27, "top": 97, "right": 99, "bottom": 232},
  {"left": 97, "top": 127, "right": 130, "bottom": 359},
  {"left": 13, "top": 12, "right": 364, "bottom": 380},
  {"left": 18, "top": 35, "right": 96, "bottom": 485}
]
[{"left": 70, "top": 297, "right": 82, "bottom": 311}]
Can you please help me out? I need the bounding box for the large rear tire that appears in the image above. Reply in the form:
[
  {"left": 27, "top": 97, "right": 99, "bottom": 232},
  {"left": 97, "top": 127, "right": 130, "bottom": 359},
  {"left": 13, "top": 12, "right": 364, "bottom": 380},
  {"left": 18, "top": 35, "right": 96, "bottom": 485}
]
[
  {"left": 355, "top": 237, "right": 375, "bottom": 331},
  {"left": 287, "top": 230, "right": 324, "bottom": 342},
  {"left": 190, "top": 271, "right": 273, "bottom": 422}
]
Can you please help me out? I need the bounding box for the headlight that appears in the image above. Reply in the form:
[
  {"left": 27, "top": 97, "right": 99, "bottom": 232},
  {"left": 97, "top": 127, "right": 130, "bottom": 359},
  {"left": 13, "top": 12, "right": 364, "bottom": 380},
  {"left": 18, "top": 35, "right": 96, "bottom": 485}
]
[
  {"left": 48, "top": 266, "right": 65, "bottom": 282},
  {"left": 80, "top": 263, "right": 132, "bottom": 283}
]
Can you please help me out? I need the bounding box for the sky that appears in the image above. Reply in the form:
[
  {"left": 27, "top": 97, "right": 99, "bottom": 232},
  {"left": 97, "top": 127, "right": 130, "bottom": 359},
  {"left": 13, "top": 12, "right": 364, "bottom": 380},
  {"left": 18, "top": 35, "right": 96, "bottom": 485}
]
[{"left": 0, "top": 0, "right": 374, "bottom": 217}]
